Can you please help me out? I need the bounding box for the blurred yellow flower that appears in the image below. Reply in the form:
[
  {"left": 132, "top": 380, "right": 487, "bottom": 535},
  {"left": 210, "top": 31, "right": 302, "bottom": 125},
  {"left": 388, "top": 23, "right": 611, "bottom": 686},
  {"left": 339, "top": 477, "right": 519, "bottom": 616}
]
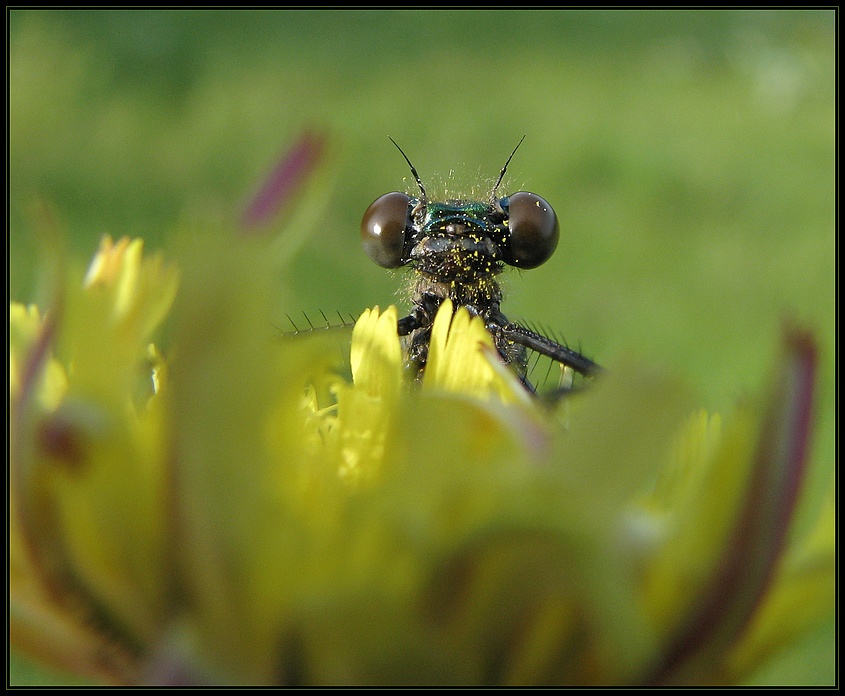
[{"left": 9, "top": 231, "right": 832, "bottom": 686}]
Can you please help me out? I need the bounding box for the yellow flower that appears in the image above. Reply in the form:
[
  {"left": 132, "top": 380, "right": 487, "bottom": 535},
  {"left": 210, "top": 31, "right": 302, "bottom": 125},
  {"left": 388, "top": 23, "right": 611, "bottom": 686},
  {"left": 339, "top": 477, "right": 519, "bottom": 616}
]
[
  {"left": 10, "top": 235, "right": 178, "bottom": 683},
  {"left": 9, "top": 231, "right": 832, "bottom": 686}
]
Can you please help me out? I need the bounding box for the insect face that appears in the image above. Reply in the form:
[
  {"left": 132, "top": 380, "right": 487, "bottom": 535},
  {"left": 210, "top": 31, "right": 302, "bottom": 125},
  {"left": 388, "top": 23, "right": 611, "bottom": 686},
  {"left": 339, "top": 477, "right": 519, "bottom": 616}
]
[{"left": 361, "top": 191, "right": 560, "bottom": 280}]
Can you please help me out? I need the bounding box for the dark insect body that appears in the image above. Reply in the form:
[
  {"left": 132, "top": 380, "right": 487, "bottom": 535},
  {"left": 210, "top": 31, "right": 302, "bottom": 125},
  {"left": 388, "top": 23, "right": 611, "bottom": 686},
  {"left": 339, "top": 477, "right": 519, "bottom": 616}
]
[{"left": 361, "top": 138, "right": 600, "bottom": 394}]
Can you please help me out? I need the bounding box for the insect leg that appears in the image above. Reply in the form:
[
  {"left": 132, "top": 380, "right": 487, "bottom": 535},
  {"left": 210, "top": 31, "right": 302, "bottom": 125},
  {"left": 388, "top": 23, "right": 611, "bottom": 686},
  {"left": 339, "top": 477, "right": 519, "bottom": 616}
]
[
  {"left": 397, "top": 312, "right": 423, "bottom": 337},
  {"left": 500, "top": 323, "right": 602, "bottom": 377}
]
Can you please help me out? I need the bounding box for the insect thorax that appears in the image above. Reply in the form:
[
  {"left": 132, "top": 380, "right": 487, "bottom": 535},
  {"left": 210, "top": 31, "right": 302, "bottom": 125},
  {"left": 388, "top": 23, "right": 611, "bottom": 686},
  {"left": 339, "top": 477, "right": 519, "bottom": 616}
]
[{"left": 409, "top": 275, "right": 503, "bottom": 321}]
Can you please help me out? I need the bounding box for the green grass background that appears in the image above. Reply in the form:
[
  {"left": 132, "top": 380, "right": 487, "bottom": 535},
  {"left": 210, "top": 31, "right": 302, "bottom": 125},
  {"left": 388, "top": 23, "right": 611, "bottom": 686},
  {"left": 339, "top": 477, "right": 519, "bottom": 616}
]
[{"left": 9, "top": 9, "right": 834, "bottom": 685}]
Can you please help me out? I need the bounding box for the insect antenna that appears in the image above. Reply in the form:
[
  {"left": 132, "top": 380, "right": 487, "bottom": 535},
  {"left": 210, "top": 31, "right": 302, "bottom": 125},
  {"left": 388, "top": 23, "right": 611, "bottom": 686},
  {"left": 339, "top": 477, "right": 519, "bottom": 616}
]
[
  {"left": 491, "top": 134, "right": 526, "bottom": 201},
  {"left": 388, "top": 137, "right": 427, "bottom": 204}
]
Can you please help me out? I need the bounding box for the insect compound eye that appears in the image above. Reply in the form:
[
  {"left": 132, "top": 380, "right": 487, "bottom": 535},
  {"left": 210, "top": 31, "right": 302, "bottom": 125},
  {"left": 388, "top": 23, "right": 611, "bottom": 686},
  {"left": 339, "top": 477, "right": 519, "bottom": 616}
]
[
  {"left": 503, "top": 191, "right": 560, "bottom": 269},
  {"left": 361, "top": 192, "right": 412, "bottom": 268}
]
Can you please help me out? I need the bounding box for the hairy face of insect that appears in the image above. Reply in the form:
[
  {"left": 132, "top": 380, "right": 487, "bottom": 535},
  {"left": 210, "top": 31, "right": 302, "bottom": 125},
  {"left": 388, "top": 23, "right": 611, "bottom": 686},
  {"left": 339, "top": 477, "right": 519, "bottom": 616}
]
[
  {"left": 361, "top": 137, "right": 560, "bottom": 282},
  {"left": 360, "top": 190, "right": 560, "bottom": 281}
]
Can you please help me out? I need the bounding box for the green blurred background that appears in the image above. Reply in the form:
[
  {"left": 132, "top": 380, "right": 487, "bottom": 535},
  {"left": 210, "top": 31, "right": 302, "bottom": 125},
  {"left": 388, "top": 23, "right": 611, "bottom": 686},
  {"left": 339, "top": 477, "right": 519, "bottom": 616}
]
[{"left": 9, "top": 9, "right": 834, "bottom": 685}]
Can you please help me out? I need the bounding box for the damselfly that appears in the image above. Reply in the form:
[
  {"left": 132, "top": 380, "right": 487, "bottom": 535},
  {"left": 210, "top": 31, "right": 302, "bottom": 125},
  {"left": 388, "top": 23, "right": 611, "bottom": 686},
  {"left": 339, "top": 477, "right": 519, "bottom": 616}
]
[{"left": 360, "top": 138, "right": 600, "bottom": 396}]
